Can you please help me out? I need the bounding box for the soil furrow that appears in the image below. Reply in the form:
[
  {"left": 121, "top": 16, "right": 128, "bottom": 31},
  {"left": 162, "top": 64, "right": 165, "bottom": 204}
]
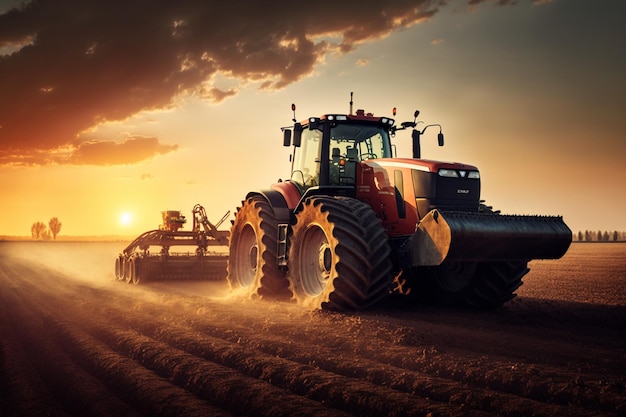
[
  {"left": 91, "top": 326, "right": 354, "bottom": 417},
  {"left": 83, "top": 296, "right": 604, "bottom": 417},
  {"left": 81, "top": 308, "right": 458, "bottom": 416},
  {"left": 192, "top": 314, "right": 617, "bottom": 417},
  {"left": 169, "top": 299, "right": 624, "bottom": 416},
  {"left": 0, "top": 269, "right": 137, "bottom": 417},
  {"left": 184, "top": 305, "right": 625, "bottom": 415},
  {"left": 41, "top": 313, "right": 233, "bottom": 417},
  {"left": 1, "top": 242, "right": 624, "bottom": 417}
]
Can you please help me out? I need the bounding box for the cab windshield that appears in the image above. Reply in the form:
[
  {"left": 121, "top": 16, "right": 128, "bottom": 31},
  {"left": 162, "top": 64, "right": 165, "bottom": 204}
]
[
  {"left": 290, "top": 121, "right": 392, "bottom": 189},
  {"left": 329, "top": 123, "right": 391, "bottom": 161}
]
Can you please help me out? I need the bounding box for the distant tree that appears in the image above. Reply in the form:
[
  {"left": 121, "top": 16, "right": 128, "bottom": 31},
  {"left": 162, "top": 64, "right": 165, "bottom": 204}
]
[
  {"left": 48, "top": 217, "right": 62, "bottom": 240},
  {"left": 585, "top": 230, "right": 591, "bottom": 242},
  {"left": 31, "top": 221, "right": 47, "bottom": 239},
  {"left": 42, "top": 230, "right": 52, "bottom": 240},
  {"left": 597, "top": 230, "right": 603, "bottom": 241},
  {"left": 577, "top": 231, "right": 583, "bottom": 241},
  {"left": 603, "top": 231, "right": 609, "bottom": 241},
  {"left": 614, "top": 231, "right": 619, "bottom": 241}
]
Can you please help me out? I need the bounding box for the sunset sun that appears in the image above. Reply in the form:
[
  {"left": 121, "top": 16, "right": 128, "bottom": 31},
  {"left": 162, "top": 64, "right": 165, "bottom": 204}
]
[{"left": 119, "top": 212, "right": 133, "bottom": 226}]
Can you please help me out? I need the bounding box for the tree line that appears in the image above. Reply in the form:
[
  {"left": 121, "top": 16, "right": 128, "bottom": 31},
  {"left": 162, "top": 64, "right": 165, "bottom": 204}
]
[
  {"left": 31, "top": 217, "right": 62, "bottom": 240},
  {"left": 574, "top": 230, "right": 625, "bottom": 242}
]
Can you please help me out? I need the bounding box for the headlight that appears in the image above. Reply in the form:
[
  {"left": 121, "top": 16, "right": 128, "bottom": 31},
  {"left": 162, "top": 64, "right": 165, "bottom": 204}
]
[{"left": 438, "top": 169, "right": 459, "bottom": 178}]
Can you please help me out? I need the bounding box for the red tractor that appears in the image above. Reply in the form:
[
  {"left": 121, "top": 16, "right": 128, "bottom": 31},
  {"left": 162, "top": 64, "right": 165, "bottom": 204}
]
[{"left": 227, "top": 99, "right": 571, "bottom": 310}]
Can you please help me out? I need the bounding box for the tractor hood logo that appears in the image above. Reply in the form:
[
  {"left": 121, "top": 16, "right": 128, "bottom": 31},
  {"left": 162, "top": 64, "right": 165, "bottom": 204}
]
[{"left": 457, "top": 189, "right": 470, "bottom": 194}]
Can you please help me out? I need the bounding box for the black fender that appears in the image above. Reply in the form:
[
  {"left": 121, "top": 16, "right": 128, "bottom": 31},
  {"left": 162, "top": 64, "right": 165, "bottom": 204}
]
[{"left": 245, "top": 190, "right": 292, "bottom": 224}]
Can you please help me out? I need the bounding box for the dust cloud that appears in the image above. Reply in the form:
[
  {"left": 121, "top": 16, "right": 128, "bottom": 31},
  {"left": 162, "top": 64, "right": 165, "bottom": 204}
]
[
  {"left": 0, "top": 241, "right": 235, "bottom": 306},
  {"left": 0, "top": 241, "right": 121, "bottom": 286}
]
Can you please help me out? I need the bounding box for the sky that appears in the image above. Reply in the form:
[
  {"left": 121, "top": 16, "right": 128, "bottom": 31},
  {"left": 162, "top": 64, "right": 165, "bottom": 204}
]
[{"left": 0, "top": 0, "right": 624, "bottom": 238}]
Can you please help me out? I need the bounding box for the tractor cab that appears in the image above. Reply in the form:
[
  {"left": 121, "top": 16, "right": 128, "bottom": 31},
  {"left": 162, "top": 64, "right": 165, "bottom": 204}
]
[{"left": 284, "top": 109, "right": 395, "bottom": 192}]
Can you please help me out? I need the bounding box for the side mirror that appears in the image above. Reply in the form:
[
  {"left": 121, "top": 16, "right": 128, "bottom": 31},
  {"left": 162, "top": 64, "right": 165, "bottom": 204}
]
[
  {"left": 283, "top": 129, "right": 291, "bottom": 147},
  {"left": 293, "top": 122, "right": 303, "bottom": 147},
  {"left": 438, "top": 132, "right": 444, "bottom": 147}
]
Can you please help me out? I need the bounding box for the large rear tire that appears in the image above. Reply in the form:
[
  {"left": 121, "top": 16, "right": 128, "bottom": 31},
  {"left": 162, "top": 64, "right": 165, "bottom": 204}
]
[
  {"left": 288, "top": 196, "right": 394, "bottom": 311},
  {"left": 227, "top": 196, "right": 290, "bottom": 300}
]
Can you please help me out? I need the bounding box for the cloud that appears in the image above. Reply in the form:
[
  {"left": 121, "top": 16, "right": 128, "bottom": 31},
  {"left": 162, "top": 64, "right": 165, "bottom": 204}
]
[
  {"left": 199, "top": 87, "right": 238, "bottom": 102},
  {"left": 69, "top": 136, "right": 178, "bottom": 165},
  {"left": 0, "top": 0, "right": 500, "bottom": 166},
  {"left": 0, "top": 135, "right": 177, "bottom": 166}
]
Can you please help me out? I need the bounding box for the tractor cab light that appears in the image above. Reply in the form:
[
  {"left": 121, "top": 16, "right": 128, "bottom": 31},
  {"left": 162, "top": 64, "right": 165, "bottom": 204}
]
[
  {"left": 468, "top": 171, "right": 480, "bottom": 179},
  {"left": 308, "top": 117, "right": 321, "bottom": 129}
]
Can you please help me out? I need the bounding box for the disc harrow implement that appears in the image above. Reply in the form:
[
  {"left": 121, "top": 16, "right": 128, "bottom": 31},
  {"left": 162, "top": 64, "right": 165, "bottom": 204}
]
[{"left": 115, "top": 204, "right": 229, "bottom": 284}]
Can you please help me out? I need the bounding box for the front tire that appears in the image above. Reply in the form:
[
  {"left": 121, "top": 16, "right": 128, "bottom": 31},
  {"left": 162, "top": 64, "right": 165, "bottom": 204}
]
[
  {"left": 227, "top": 196, "right": 290, "bottom": 300},
  {"left": 464, "top": 261, "right": 528, "bottom": 307},
  {"left": 408, "top": 203, "right": 530, "bottom": 308},
  {"left": 412, "top": 260, "right": 528, "bottom": 308},
  {"left": 288, "top": 196, "right": 393, "bottom": 311}
]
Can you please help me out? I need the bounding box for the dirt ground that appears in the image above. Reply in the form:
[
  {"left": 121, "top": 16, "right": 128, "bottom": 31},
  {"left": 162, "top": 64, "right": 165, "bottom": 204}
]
[{"left": 0, "top": 241, "right": 624, "bottom": 417}]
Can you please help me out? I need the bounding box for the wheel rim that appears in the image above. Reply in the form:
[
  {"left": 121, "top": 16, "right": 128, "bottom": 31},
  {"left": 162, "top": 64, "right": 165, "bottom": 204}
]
[
  {"left": 299, "top": 225, "right": 332, "bottom": 296},
  {"left": 234, "top": 224, "right": 258, "bottom": 288}
]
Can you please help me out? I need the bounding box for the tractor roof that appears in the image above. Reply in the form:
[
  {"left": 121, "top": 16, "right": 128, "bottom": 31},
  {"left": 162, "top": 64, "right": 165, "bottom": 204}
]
[{"left": 304, "top": 109, "right": 395, "bottom": 128}]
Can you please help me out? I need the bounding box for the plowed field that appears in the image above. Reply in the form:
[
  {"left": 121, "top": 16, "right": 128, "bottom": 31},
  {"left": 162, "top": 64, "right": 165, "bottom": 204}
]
[{"left": 1, "top": 241, "right": 624, "bottom": 417}]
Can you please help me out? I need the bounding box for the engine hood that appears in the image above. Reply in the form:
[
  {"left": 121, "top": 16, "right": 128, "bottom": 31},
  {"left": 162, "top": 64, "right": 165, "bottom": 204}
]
[{"left": 362, "top": 158, "right": 478, "bottom": 173}]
